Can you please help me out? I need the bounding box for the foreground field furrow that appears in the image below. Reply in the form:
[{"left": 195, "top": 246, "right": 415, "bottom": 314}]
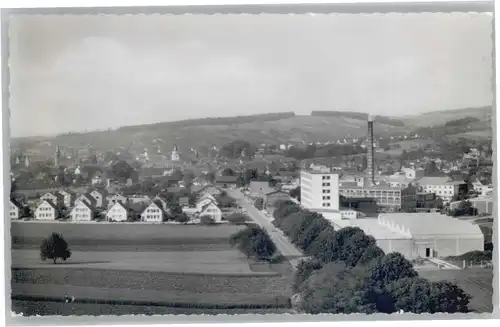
[
  {"left": 12, "top": 300, "right": 294, "bottom": 316},
  {"left": 13, "top": 268, "right": 293, "bottom": 296},
  {"left": 12, "top": 243, "right": 233, "bottom": 252},
  {"left": 12, "top": 283, "right": 291, "bottom": 307}
]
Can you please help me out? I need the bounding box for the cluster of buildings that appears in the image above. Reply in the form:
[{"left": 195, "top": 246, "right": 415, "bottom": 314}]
[
  {"left": 9, "top": 184, "right": 233, "bottom": 224},
  {"left": 297, "top": 115, "right": 489, "bottom": 261}
]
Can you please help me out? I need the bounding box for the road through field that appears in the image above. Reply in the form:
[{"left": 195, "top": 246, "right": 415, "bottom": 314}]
[{"left": 228, "top": 189, "right": 303, "bottom": 268}]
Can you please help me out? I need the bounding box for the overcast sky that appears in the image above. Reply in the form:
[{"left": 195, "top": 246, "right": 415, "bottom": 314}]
[{"left": 9, "top": 13, "right": 492, "bottom": 137}]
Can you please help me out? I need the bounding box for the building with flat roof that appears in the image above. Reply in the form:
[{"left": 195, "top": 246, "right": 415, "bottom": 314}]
[
  {"left": 339, "top": 177, "right": 416, "bottom": 211},
  {"left": 300, "top": 170, "right": 340, "bottom": 211},
  {"left": 332, "top": 213, "right": 484, "bottom": 260},
  {"left": 413, "top": 176, "right": 467, "bottom": 203}
]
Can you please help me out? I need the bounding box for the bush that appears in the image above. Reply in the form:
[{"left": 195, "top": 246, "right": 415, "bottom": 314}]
[
  {"left": 173, "top": 213, "right": 189, "bottom": 223},
  {"left": 40, "top": 233, "right": 71, "bottom": 264}
]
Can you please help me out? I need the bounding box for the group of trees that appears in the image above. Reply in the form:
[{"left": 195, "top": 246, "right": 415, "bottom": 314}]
[
  {"left": 449, "top": 200, "right": 478, "bottom": 217},
  {"left": 229, "top": 225, "right": 276, "bottom": 260},
  {"left": 285, "top": 143, "right": 365, "bottom": 160},
  {"left": 272, "top": 200, "right": 472, "bottom": 314},
  {"left": 220, "top": 140, "right": 256, "bottom": 159}
]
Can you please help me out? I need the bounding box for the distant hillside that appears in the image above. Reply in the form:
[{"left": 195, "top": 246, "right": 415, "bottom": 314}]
[
  {"left": 11, "top": 107, "right": 493, "bottom": 158},
  {"left": 401, "top": 106, "right": 492, "bottom": 127},
  {"left": 311, "top": 111, "right": 405, "bottom": 127},
  {"left": 118, "top": 112, "right": 296, "bottom": 132}
]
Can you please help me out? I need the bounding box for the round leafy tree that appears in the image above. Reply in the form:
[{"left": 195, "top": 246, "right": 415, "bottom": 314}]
[{"left": 40, "top": 233, "right": 71, "bottom": 264}]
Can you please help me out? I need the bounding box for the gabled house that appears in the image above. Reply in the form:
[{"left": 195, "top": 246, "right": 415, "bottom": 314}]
[
  {"left": 40, "top": 192, "right": 63, "bottom": 207},
  {"left": 9, "top": 199, "right": 21, "bottom": 220},
  {"left": 58, "top": 189, "right": 76, "bottom": 208},
  {"left": 196, "top": 195, "right": 218, "bottom": 212},
  {"left": 215, "top": 176, "right": 239, "bottom": 189},
  {"left": 152, "top": 196, "right": 168, "bottom": 211},
  {"left": 90, "top": 189, "right": 107, "bottom": 208},
  {"left": 70, "top": 200, "right": 94, "bottom": 222},
  {"left": 141, "top": 201, "right": 165, "bottom": 222},
  {"left": 75, "top": 193, "right": 97, "bottom": 208},
  {"left": 199, "top": 201, "right": 222, "bottom": 223},
  {"left": 128, "top": 195, "right": 151, "bottom": 204},
  {"left": 91, "top": 171, "right": 104, "bottom": 185},
  {"left": 107, "top": 193, "right": 128, "bottom": 206},
  {"left": 106, "top": 202, "right": 128, "bottom": 222},
  {"left": 35, "top": 199, "right": 59, "bottom": 220},
  {"left": 192, "top": 184, "right": 222, "bottom": 197}
]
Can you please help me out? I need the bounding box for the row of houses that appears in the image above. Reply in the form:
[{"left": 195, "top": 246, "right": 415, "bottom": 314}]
[{"left": 10, "top": 184, "right": 229, "bottom": 223}]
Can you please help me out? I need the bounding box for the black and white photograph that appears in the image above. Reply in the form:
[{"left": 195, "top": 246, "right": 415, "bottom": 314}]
[{"left": 3, "top": 5, "right": 495, "bottom": 318}]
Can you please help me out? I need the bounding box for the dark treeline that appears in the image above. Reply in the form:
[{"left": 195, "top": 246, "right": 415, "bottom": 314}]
[
  {"left": 310, "top": 111, "right": 405, "bottom": 127},
  {"left": 272, "top": 200, "right": 471, "bottom": 314},
  {"left": 118, "top": 112, "right": 296, "bottom": 132},
  {"left": 285, "top": 143, "right": 365, "bottom": 160}
]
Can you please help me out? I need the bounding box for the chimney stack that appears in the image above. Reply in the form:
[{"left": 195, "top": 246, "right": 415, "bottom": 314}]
[{"left": 367, "top": 115, "right": 375, "bottom": 185}]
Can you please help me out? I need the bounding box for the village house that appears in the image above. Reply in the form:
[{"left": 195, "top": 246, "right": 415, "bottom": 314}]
[
  {"left": 196, "top": 193, "right": 218, "bottom": 212},
  {"left": 107, "top": 193, "right": 128, "bottom": 206},
  {"left": 35, "top": 199, "right": 59, "bottom": 220},
  {"left": 75, "top": 193, "right": 97, "bottom": 208},
  {"left": 70, "top": 200, "right": 94, "bottom": 222},
  {"left": 90, "top": 189, "right": 107, "bottom": 208},
  {"left": 40, "top": 192, "right": 63, "bottom": 207},
  {"left": 128, "top": 195, "right": 152, "bottom": 205},
  {"left": 58, "top": 189, "right": 76, "bottom": 208},
  {"left": 192, "top": 184, "right": 222, "bottom": 197},
  {"left": 10, "top": 199, "right": 21, "bottom": 220},
  {"left": 91, "top": 171, "right": 104, "bottom": 185},
  {"left": 214, "top": 176, "right": 239, "bottom": 189},
  {"left": 199, "top": 201, "right": 222, "bottom": 223},
  {"left": 413, "top": 177, "right": 467, "bottom": 203},
  {"left": 106, "top": 202, "right": 128, "bottom": 222},
  {"left": 141, "top": 201, "right": 165, "bottom": 222},
  {"left": 152, "top": 196, "right": 168, "bottom": 211}
]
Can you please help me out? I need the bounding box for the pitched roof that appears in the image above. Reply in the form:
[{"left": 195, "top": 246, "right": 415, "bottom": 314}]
[
  {"left": 73, "top": 200, "right": 93, "bottom": 211},
  {"left": 201, "top": 200, "right": 219, "bottom": 213},
  {"left": 249, "top": 181, "right": 275, "bottom": 195},
  {"left": 39, "top": 199, "right": 58, "bottom": 210},
  {"left": 415, "top": 176, "right": 464, "bottom": 185},
  {"left": 10, "top": 199, "right": 22, "bottom": 208}
]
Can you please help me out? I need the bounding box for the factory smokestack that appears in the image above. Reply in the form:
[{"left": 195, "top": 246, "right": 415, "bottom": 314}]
[{"left": 367, "top": 115, "right": 375, "bottom": 185}]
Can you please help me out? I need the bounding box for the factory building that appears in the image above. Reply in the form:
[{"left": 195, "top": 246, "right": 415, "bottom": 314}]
[{"left": 331, "top": 213, "right": 484, "bottom": 260}]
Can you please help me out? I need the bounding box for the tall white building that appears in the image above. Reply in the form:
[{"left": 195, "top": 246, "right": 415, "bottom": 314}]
[{"left": 300, "top": 171, "right": 340, "bottom": 211}]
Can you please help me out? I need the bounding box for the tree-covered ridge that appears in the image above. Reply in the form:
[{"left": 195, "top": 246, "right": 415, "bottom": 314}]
[
  {"left": 118, "top": 112, "right": 296, "bottom": 132},
  {"left": 310, "top": 111, "right": 406, "bottom": 127}
]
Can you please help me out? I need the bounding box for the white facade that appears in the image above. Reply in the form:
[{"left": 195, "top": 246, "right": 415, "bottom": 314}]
[
  {"left": 58, "top": 190, "right": 75, "bottom": 208},
  {"left": 300, "top": 171, "right": 340, "bottom": 211},
  {"left": 70, "top": 201, "right": 93, "bottom": 222},
  {"left": 414, "top": 177, "right": 464, "bottom": 203},
  {"left": 35, "top": 200, "right": 58, "bottom": 220},
  {"left": 40, "top": 192, "right": 61, "bottom": 207},
  {"left": 402, "top": 168, "right": 424, "bottom": 180},
  {"left": 90, "top": 190, "right": 106, "bottom": 208},
  {"left": 10, "top": 200, "right": 20, "bottom": 220},
  {"left": 199, "top": 202, "right": 222, "bottom": 222},
  {"left": 108, "top": 194, "right": 128, "bottom": 206},
  {"left": 106, "top": 202, "right": 128, "bottom": 222},
  {"left": 141, "top": 202, "right": 164, "bottom": 222}
]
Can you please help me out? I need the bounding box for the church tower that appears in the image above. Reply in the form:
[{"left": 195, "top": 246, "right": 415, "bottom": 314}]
[
  {"left": 171, "top": 144, "right": 180, "bottom": 162},
  {"left": 54, "top": 145, "right": 61, "bottom": 168}
]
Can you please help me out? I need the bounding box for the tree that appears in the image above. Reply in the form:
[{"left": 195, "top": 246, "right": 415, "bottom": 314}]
[
  {"left": 40, "top": 233, "right": 71, "bottom": 264},
  {"left": 230, "top": 225, "right": 276, "bottom": 260},
  {"left": 289, "top": 186, "right": 301, "bottom": 201},
  {"left": 294, "top": 258, "right": 323, "bottom": 292},
  {"left": 173, "top": 212, "right": 189, "bottom": 223},
  {"left": 225, "top": 213, "right": 249, "bottom": 224},
  {"left": 221, "top": 168, "right": 236, "bottom": 176}
]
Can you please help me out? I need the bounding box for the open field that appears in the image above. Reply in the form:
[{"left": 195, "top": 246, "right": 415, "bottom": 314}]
[
  {"left": 418, "top": 268, "right": 493, "bottom": 313},
  {"left": 11, "top": 221, "right": 245, "bottom": 247},
  {"left": 12, "top": 267, "right": 292, "bottom": 306},
  {"left": 12, "top": 300, "right": 293, "bottom": 316},
  {"left": 12, "top": 249, "right": 278, "bottom": 276}
]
